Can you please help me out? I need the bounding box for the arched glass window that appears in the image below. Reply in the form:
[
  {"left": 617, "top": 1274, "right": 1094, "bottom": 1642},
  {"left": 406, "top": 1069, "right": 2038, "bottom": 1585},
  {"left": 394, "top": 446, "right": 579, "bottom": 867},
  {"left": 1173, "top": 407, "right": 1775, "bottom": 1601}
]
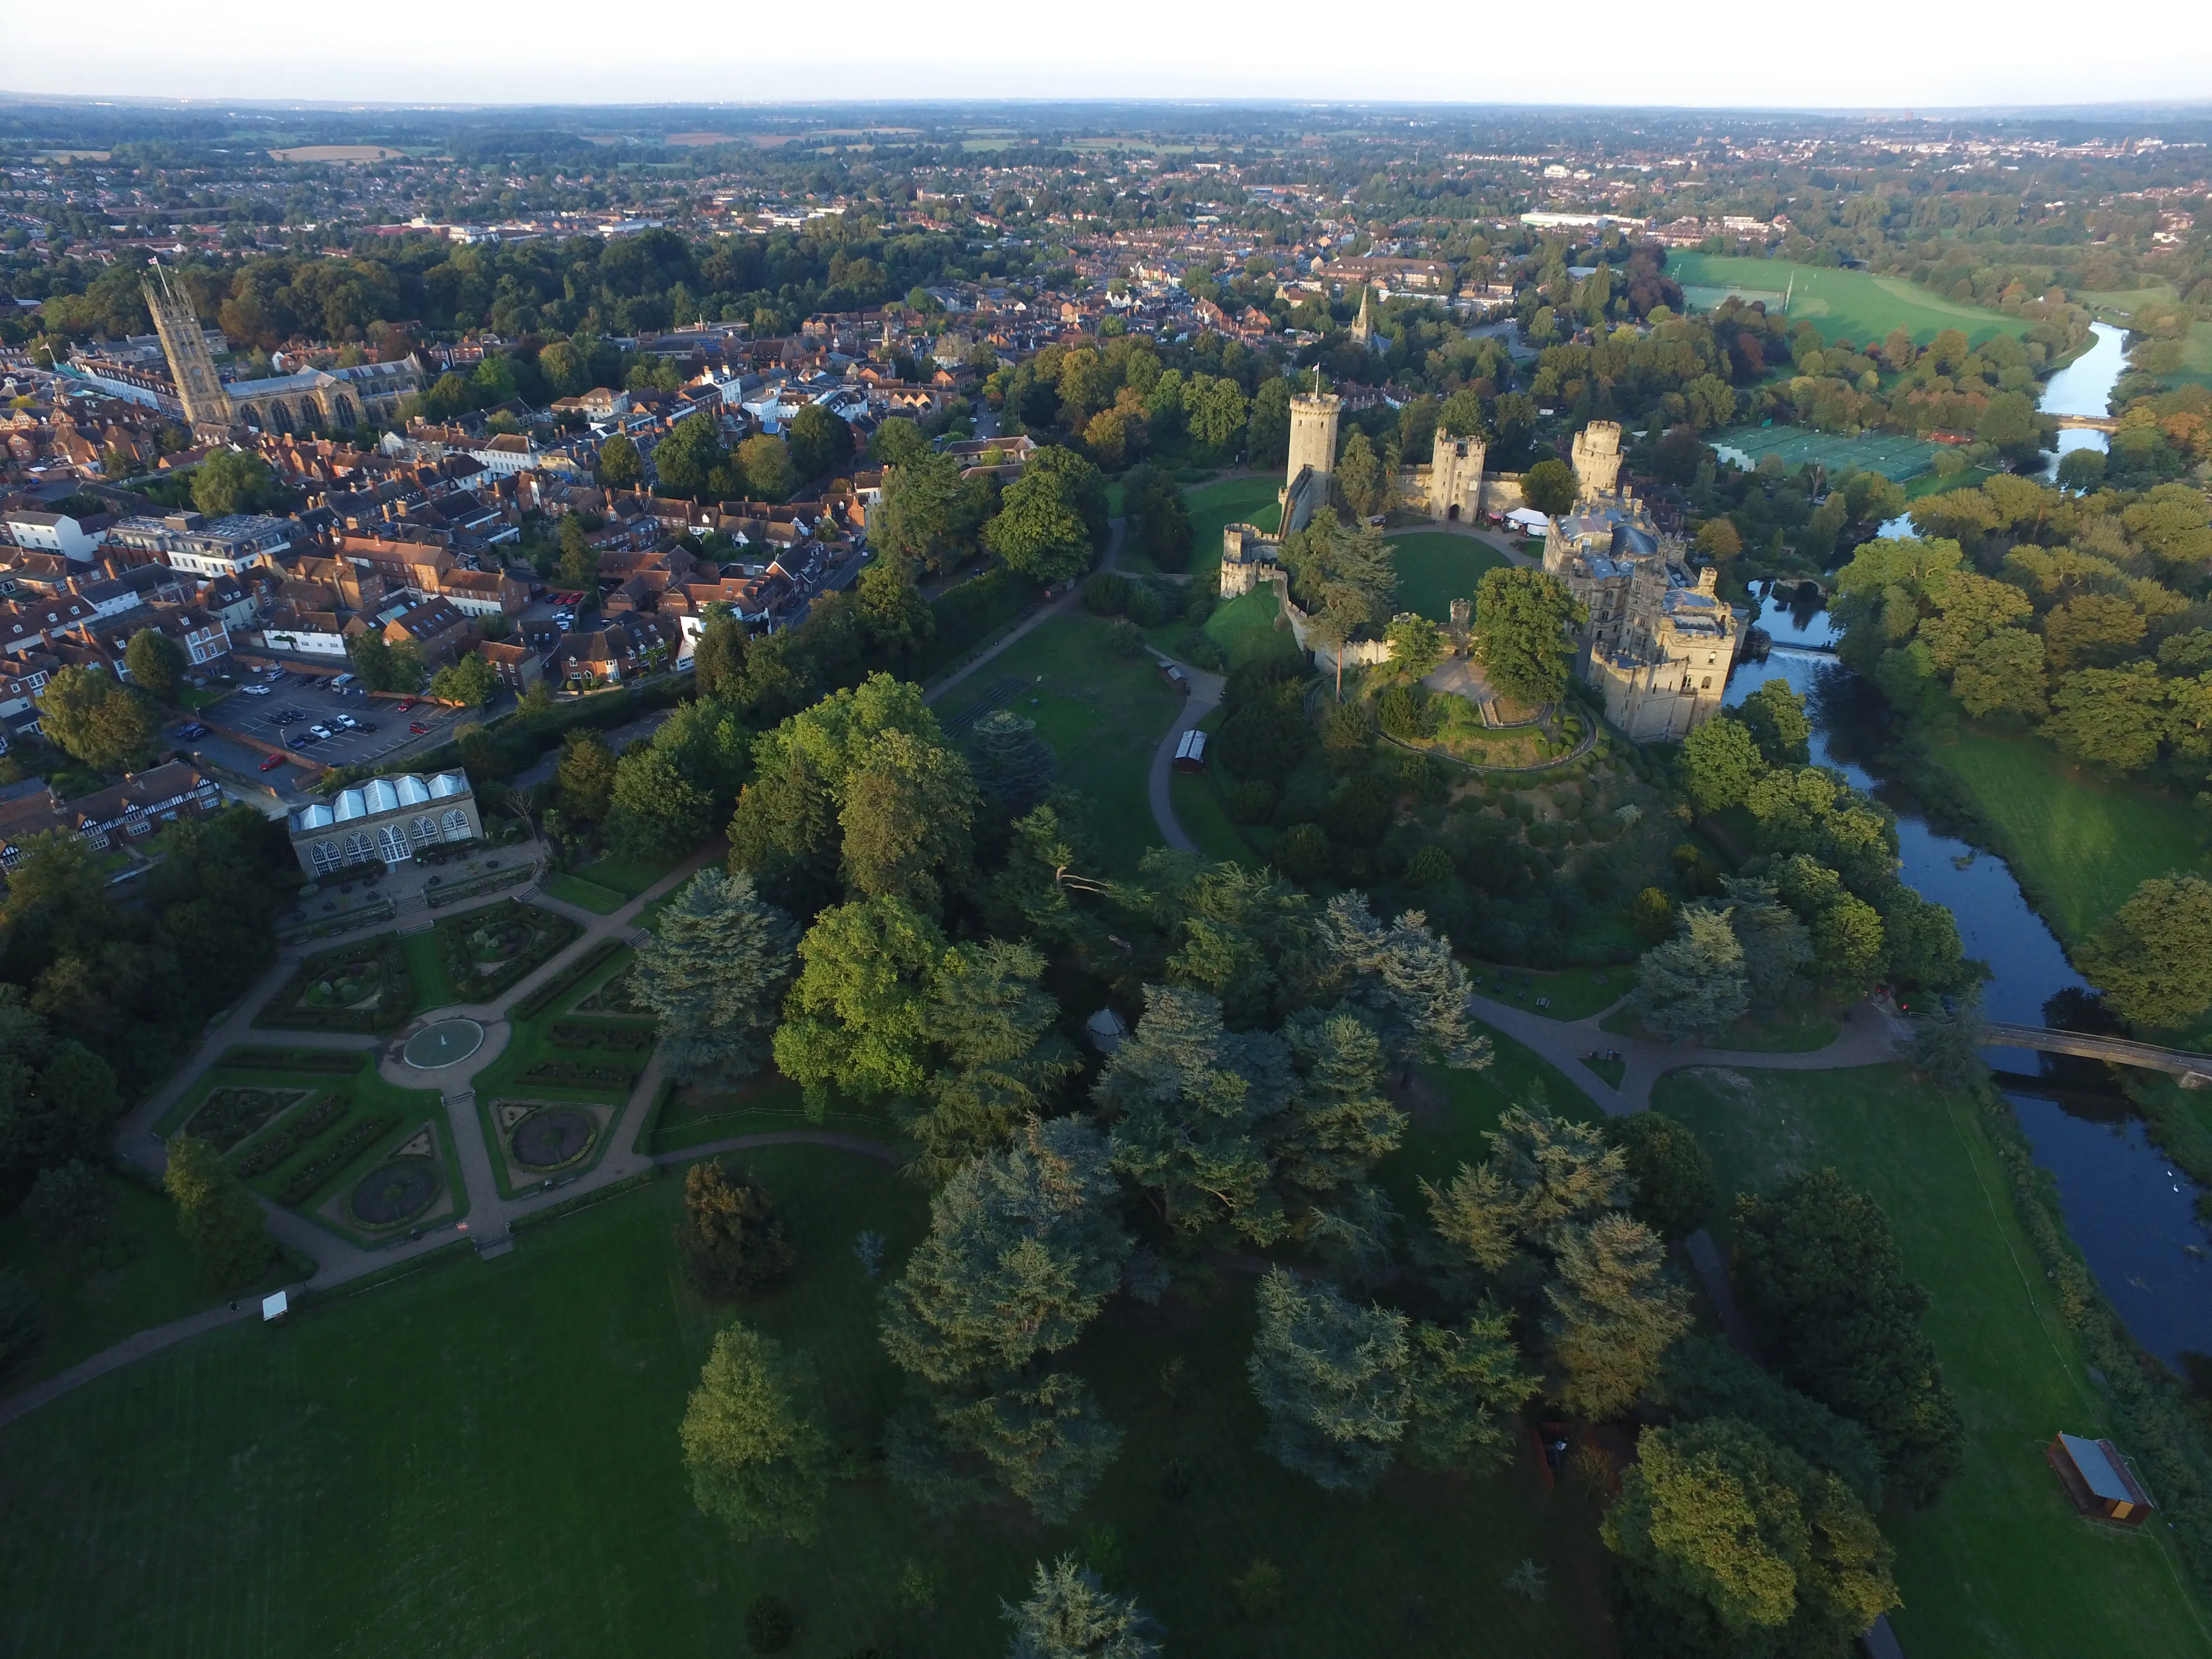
[
  {"left": 311, "top": 838, "right": 341, "bottom": 874},
  {"left": 441, "top": 808, "right": 473, "bottom": 841},
  {"left": 342, "top": 830, "right": 373, "bottom": 865},
  {"left": 410, "top": 815, "right": 440, "bottom": 849},
  {"left": 377, "top": 823, "right": 411, "bottom": 864}
]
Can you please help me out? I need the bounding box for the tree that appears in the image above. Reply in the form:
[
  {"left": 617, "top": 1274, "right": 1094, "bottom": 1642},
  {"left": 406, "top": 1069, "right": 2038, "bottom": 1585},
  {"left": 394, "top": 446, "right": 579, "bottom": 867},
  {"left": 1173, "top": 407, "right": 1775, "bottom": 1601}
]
[
  {"left": 1631, "top": 905, "right": 1751, "bottom": 1043},
  {"left": 1425, "top": 1100, "right": 1632, "bottom": 1290},
  {"left": 856, "top": 556, "right": 935, "bottom": 659},
  {"left": 876, "top": 450, "right": 970, "bottom": 571},
  {"left": 347, "top": 632, "right": 424, "bottom": 694},
  {"left": 36, "top": 666, "right": 159, "bottom": 773},
  {"left": 1604, "top": 1418, "right": 1897, "bottom": 1658},
  {"left": 1693, "top": 518, "right": 1744, "bottom": 562},
  {"left": 987, "top": 452, "right": 1099, "bottom": 586},
  {"left": 23, "top": 1158, "right": 110, "bottom": 1249},
  {"left": 891, "top": 1368, "right": 1123, "bottom": 1524},
  {"left": 676, "top": 1160, "right": 797, "bottom": 1298},
  {"left": 838, "top": 728, "right": 977, "bottom": 914},
  {"left": 596, "top": 432, "right": 641, "bottom": 489},
  {"left": 966, "top": 709, "right": 1057, "bottom": 812},
  {"left": 555, "top": 731, "right": 617, "bottom": 822},
  {"left": 0, "top": 1270, "right": 43, "bottom": 1382},
  {"left": 1386, "top": 614, "right": 1446, "bottom": 679},
  {"left": 604, "top": 746, "right": 711, "bottom": 862},
  {"left": 1404, "top": 1306, "right": 1537, "bottom": 1472},
  {"left": 881, "top": 1117, "right": 1132, "bottom": 1386},
  {"left": 905, "top": 941, "right": 1080, "bottom": 1182},
  {"left": 631, "top": 870, "right": 799, "bottom": 1083},
  {"left": 1721, "top": 877, "right": 1814, "bottom": 1013},
  {"left": 1734, "top": 680, "right": 1811, "bottom": 766},
  {"left": 786, "top": 401, "right": 855, "bottom": 481},
  {"left": 1247, "top": 1267, "right": 1410, "bottom": 1493},
  {"left": 1731, "top": 1170, "right": 1964, "bottom": 1507},
  {"left": 1126, "top": 466, "right": 1192, "bottom": 571},
  {"left": 1094, "top": 984, "right": 1285, "bottom": 1241},
  {"left": 1543, "top": 1212, "right": 1691, "bottom": 1417},
  {"left": 1334, "top": 428, "right": 1387, "bottom": 518},
  {"left": 773, "top": 895, "right": 946, "bottom": 1111},
  {"left": 654, "top": 411, "right": 729, "bottom": 499},
  {"left": 1469, "top": 567, "right": 1579, "bottom": 710},
  {"left": 427, "top": 653, "right": 497, "bottom": 708},
  {"left": 1309, "top": 893, "right": 1489, "bottom": 1070},
  {"left": 679, "top": 1319, "right": 831, "bottom": 1544},
  {"left": 738, "top": 434, "right": 796, "bottom": 500},
  {"left": 1520, "top": 457, "right": 1576, "bottom": 517},
  {"left": 1655, "top": 1334, "right": 1886, "bottom": 1507},
  {"left": 1003, "top": 1556, "right": 1162, "bottom": 1659},
  {"left": 1680, "top": 717, "right": 1765, "bottom": 815},
  {"left": 190, "top": 447, "right": 276, "bottom": 518},
  {"left": 1274, "top": 1007, "right": 1402, "bottom": 1215},
  {"left": 2079, "top": 874, "right": 2212, "bottom": 1029},
  {"left": 123, "top": 628, "right": 186, "bottom": 702},
  {"left": 870, "top": 416, "right": 930, "bottom": 467},
  {"left": 163, "top": 1133, "right": 270, "bottom": 1288},
  {"left": 1603, "top": 1113, "right": 1716, "bottom": 1241}
]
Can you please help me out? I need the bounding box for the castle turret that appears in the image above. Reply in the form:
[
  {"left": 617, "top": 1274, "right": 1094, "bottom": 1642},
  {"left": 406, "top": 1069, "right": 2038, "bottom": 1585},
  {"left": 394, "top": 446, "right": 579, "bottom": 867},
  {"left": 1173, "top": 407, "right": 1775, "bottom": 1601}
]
[
  {"left": 1571, "top": 420, "right": 1624, "bottom": 500},
  {"left": 1288, "top": 379, "right": 1342, "bottom": 495}
]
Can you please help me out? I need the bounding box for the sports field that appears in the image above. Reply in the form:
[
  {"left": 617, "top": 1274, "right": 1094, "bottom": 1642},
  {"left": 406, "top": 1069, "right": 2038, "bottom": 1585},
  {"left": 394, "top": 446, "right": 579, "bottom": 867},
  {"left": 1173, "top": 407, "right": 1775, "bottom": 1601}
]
[
  {"left": 1709, "top": 423, "right": 1943, "bottom": 481},
  {"left": 1668, "top": 254, "right": 2031, "bottom": 349}
]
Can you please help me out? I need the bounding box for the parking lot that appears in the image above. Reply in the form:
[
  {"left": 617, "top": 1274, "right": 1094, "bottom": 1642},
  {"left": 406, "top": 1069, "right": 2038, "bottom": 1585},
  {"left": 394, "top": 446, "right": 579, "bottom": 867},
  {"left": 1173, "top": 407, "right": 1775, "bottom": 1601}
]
[{"left": 195, "top": 669, "right": 481, "bottom": 776}]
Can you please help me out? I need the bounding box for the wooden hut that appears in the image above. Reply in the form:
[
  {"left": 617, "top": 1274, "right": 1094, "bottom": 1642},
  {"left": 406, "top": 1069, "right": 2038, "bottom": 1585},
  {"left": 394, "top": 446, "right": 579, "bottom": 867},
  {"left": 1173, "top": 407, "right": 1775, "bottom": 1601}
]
[{"left": 2048, "top": 1433, "right": 2153, "bottom": 1526}]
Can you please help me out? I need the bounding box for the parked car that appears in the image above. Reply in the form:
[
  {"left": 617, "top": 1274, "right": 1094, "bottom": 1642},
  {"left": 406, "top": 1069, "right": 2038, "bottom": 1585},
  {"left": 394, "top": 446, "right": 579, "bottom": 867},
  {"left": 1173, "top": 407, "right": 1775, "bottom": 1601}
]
[
  {"left": 288, "top": 733, "right": 315, "bottom": 749},
  {"left": 309, "top": 724, "right": 333, "bottom": 739},
  {"left": 241, "top": 684, "right": 272, "bottom": 697},
  {"left": 353, "top": 721, "right": 379, "bottom": 734},
  {"left": 409, "top": 721, "right": 430, "bottom": 734},
  {"left": 173, "top": 723, "right": 206, "bottom": 740},
  {"left": 396, "top": 699, "right": 415, "bottom": 712},
  {"left": 259, "top": 753, "right": 285, "bottom": 771},
  {"left": 333, "top": 713, "right": 359, "bottom": 730}
]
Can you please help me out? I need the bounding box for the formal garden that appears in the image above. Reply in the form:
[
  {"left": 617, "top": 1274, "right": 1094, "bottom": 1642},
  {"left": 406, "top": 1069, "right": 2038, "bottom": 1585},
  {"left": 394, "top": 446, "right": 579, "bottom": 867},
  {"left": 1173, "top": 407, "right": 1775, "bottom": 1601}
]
[
  {"left": 431, "top": 900, "right": 585, "bottom": 1004},
  {"left": 254, "top": 935, "right": 421, "bottom": 1034}
]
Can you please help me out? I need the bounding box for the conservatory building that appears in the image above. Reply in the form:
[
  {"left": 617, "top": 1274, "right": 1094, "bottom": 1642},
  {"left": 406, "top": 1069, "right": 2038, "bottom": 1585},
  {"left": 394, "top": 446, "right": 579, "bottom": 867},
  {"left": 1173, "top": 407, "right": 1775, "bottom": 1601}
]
[{"left": 288, "top": 770, "right": 479, "bottom": 875}]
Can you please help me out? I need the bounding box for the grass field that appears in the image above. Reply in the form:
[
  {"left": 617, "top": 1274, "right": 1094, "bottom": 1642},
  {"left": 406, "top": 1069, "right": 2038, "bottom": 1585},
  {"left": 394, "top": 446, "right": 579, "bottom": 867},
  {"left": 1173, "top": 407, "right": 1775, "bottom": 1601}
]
[
  {"left": 1198, "top": 587, "right": 1300, "bottom": 670},
  {"left": 1388, "top": 530, "right": 1510, "bottom": 624},
  {"left": 0, "top": 1128, "right": 1621, "bottom": 1657},
  {"left": 1468, "top": 961, "right": 1633, "bottom": 1021},
  {"left": 1668, "top": 254, "right": 2032, "bottom": 349},
  {"left": 572, "top": 853, "right": 680, "bottom": 899},
  {"left": 1169, "top": 711, "right": 1256, "bottom": 867},
  {"left": 1656, "top": 1065, "right": 2211, "bottom": 1658},
  {"left": 940, "top": 612, "right": 1184, "bottom": 871},
  {"left": 1710, "top": 423, "right": 1943, "bottom": 482},
  {"left": 1924, "top": 726, "right": 2209, "bottom": 942},
  {"left": 540, "top": 872, "right": 627, "bottom": 913},
  {"left": 1150, "top": 474, "right": 1282, "bottom": 579}
]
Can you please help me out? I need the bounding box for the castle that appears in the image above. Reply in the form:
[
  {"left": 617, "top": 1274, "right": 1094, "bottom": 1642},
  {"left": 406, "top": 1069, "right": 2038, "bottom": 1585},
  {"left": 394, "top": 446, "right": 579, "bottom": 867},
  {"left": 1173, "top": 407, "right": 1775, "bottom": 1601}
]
[
  {"left": 147, "top": 263, "right": 422, "bottom": 439},
  {"left": 1540, "top": 420, "right": 1744, "bottom": 742}
]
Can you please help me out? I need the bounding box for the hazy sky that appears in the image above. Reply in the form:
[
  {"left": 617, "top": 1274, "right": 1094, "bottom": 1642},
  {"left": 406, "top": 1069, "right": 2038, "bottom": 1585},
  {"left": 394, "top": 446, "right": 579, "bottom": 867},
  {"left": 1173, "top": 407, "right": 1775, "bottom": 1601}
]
[{"left": 8, "top": 0, "right": 2210, "bottom": 111}]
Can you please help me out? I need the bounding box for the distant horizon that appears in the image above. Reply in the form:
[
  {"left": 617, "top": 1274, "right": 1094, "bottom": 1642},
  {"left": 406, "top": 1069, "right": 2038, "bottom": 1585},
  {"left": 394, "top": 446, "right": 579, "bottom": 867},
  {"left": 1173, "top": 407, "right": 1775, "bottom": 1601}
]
[{"left": 8, "top": 0, "right": 2210, "bottom": 114}]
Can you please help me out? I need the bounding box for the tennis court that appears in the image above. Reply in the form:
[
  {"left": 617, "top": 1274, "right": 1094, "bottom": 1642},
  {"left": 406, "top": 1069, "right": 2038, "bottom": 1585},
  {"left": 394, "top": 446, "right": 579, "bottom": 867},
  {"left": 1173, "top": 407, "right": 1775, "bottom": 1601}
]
[{"left": 1709, "top": 424, "right": 1941, "bottom": 481}]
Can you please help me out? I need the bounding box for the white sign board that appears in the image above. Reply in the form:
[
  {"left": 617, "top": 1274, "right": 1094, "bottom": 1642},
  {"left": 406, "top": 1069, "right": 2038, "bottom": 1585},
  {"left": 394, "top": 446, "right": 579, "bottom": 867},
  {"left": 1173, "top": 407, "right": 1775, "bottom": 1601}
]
[{"left": 262, "top": 1290, "right": 289, "bottom": 1322}]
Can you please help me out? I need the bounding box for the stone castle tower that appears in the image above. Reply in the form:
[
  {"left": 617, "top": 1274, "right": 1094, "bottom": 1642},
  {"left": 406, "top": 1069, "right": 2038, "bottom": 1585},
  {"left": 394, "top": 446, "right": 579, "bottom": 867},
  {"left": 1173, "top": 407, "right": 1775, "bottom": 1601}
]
[
  {"left": 1287, "top": 376, "right": 1342, "bottom": 494},
  {"left": 1571, "top": 420, "right": 1624, "bottom": 500},
  {"left": 144, "top": 262, "right": 231, "bottom": 431},
  {"left": 1427, "top": 427, "right": 1488, "bottom": 520}
]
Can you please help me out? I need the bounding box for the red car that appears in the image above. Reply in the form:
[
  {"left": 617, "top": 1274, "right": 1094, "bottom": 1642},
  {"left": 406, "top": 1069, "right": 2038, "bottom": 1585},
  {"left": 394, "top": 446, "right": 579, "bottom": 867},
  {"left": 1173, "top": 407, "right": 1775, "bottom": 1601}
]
[
  {"left": 259, "top": 753, "right": 285, "bottom": 771},
  {"left": 397, "top": 699, "right": 415, "bottom": 712},
  {"left": 409, "top": 721, "right": 431, "bottom": 734}
]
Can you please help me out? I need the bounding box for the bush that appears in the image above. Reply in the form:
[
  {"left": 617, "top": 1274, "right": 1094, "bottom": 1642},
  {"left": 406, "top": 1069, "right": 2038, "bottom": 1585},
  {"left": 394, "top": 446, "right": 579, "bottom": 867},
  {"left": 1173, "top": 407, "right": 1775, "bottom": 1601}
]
[
  {"left": 1176, "top": 630, "right": 1227, "bottom": 672},
  {"left": 23, "top": 1161, "right": 111, "bottom": 1250},
  {"left": 1406, "top": 843, "right": 1457, "bottom": 886},
  {"left": 1376, "top": 684, "right": 1436, "bottom": 740},
  {"left": 234, "top": 1092, "right": 351, "bottom": 1177},
  {"left": 679, "top": 1161, "right": 797, "bottom": 1299},
  {"left": 1320, "top": 774, "right": 1392, "bottom": 847},
  {"left": 1106, "top": 618, "right": 1147, "bottom": 657},
  {"left": 1604, "top": 1112, "right": 1717, "bottom": 1240},
  {"left": 1227, "top": 779, "right": 1279, "bottom": 823},
  {"left": 1218, "top": 700, "right": 1310, "bottom": 783},
  {"left": 1126, "top": 582, "right": 1171, "bottom": 628},
  {"left": 0, "top": 1270, "right": 44, "bottom": 1381},
  {"left": 1272, "top": 823, "right": 1331, "bottom": 880},
  {"left": 1320, "top": 703, "right": 1370, "bottom": 764},
  {"left": 744, "top": 1594, "right": 795, "bottom": 1654},
  {"left": 276, "top": 1113, "right": 399, "bottom": 1206},
  {"left": 1081, "top": 572, "right": 1131, "bottom": 615}
]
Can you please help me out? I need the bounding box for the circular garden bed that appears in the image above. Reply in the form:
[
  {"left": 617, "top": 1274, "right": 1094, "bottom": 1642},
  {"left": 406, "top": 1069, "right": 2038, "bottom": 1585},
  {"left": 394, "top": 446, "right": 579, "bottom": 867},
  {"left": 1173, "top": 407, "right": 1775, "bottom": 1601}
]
[
  {"left": 349, "top": 1157, "right": 441, "bottom": 1227},
  {"left": 510, "top": 1106, "right": 596, "bottom": 1171}
]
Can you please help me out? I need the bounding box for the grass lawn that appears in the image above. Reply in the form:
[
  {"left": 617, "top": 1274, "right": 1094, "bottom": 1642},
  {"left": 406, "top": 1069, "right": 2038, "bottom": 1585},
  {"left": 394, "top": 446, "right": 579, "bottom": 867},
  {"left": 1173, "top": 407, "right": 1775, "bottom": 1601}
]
[
  {"left": 541, "top": 872, "right": 627, "bottom": 914},
  {"left": 1468, "top": 961, "right": 1633, "bottom": 1021},
  {"left": 1925, "top": 725, "right": 2209, "bottom": 942},
  {"left": 0, "top": 1172, "right": 288, "bottom": 1389},
  {"left": 571, "top": 853, "right": 677, "bottom": 900},
  {"left": 1388, "top": 530, "right": 1509, "bottom": 625},
  {"left": 0, "top": 1142, "right": 1618, "bottom": 1657},
  {"left": 940, "top": 612, "right": 1183, "bottom": 872},
  {"left": 1199, "top": 587, "right": 1300, "bottom": 670},
  {"left": 1668, "top": 254, "right": 2032, "bottom": 349},
  {"left": 651, "top": 1071, "right": 900, "bottom": 1155},
  {"left": 1655, "top": 1065, "right": 2211, "bottom": 1659},
  {"left": 1600, "top": 1002, "right": 1839, "bottom": 1053},
  {"left": 401, "top": 931, "right": 453, "bottom": 1007},
  {"left": 1168, "top": 712, "right": 1256, "bottom": 867},
  {"left": 1146, "top": 474, "right": 1282, "bottom": 579}
]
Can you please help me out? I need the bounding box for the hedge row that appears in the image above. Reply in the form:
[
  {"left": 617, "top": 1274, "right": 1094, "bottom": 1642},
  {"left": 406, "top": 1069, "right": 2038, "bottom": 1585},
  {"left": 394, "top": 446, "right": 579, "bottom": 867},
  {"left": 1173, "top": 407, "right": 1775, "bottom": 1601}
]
[
  {"left": 278, "top": 1113, "right": 400, "bottom": 1206},
  {"left": 221, "top": 1047, "right": 366, "bottom": 1076},
  {"left": 235, "top": 1093, "right": 352, "bottom": 1178},
  {"left": 256, "top": 937, "right": 414, "bottom": 1034},
  {"left": 520, "top": 1060, "right": 640, "bottom": 1091},
  {"left": 550, "top": 1020, "right": 657, "bottom": 1052},
  {"left": 512, "top": 938, "right": 626, "bottom": 1022},
  {"left": 437, "top": 902, "right": 583, "bottom": 1001}
]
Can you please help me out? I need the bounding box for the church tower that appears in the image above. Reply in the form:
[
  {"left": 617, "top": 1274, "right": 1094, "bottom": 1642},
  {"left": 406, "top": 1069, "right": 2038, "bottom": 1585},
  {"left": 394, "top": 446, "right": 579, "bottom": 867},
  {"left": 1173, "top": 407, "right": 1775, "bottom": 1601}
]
[
  {"left": 1349, "top": 285, "right": 1374, "bottom": 347},
  {"left": 144, "top": 262, "right": 231, "bottom": 432}
]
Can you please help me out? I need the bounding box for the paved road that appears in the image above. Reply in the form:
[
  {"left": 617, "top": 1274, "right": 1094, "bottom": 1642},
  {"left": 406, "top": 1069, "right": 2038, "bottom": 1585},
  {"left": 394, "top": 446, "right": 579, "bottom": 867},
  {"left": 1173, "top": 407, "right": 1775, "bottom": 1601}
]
[{"left": 1145, "top": 655, "right": 1225, "bottom": 854}]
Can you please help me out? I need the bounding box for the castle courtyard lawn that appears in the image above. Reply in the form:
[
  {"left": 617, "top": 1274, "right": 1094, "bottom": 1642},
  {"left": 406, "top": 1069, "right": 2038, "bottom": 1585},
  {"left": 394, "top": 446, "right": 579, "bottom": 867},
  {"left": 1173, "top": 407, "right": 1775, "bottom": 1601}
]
[
  {"left": 1924, "top": 725, "right": 2210, "bottom": 942},
  {"left": 1387, "top": 530, "right": 1510, "bottom": 626},
  {"left": 1160, "top": 474, "right": 1284, "bottom": 579},
  {"left": 0, "top": 1142, "right": 1616, "bottom": 1658},
  {"left": 1655, "top": 1064, "right": 2211, "bottom": 1659}
]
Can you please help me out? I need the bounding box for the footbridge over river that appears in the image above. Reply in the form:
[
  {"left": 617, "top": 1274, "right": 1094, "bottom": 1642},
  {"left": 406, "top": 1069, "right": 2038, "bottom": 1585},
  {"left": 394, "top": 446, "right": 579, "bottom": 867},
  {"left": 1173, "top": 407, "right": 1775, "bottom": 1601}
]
[
  {"left": 1983, "top": 1022, "right": 2212, "bottom": 1087},
  {"left": 2051, "top": 412, "right": 2118, "bottom": 433}
]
